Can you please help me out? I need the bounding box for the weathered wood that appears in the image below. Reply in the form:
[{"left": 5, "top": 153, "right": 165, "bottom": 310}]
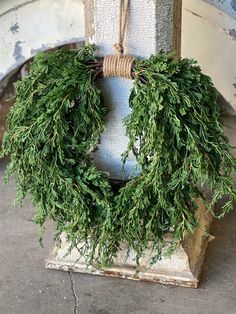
[
  {"left": 84, "top": 0, "right": 94, "bottom": 44},
  {"left": 86, "top": 0, "right": 182, "bottom": 179},
  {"left": 173, "top": 0, "right": 182, "bottom": 59},
  {"left": 46, "top": 200, "right": 212, "bottom": 288}
]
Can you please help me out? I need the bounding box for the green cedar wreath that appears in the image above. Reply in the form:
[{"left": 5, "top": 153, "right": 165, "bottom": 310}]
[{"left": 1, "top": 45, "right": 236, "bottom": 267}]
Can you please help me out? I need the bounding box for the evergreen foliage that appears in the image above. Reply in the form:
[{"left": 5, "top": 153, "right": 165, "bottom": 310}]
[{"left": 1, "top": 45, "right": 236, "bottom": 267}]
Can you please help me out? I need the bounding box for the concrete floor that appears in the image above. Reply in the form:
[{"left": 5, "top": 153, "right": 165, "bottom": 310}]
[{"left": 1, "top": 116, "right": 236, "bottom": 314}]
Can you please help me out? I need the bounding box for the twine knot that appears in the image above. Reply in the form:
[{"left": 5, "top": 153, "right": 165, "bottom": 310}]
[
  {"left": 103, "top": 0, "right": 133, "bottom": 79},
  {"left": 113, "top": 43, "right": 124, "bottom": 57}
]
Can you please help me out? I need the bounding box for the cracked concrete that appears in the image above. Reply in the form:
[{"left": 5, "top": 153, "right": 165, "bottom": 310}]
[
  {"left": 69, "top": 271, "right": 79, "bottom": 314},
  {"left": 0, "top": 116, "right": 236, "bottom": 314}
]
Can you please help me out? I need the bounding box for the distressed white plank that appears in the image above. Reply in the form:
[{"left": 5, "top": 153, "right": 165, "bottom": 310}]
[
  {"left": 89, "top": 0, "right": 176, "bottom": 179},
  {"left": 46, "top": 199, "right": 212, "bottom": 288}
]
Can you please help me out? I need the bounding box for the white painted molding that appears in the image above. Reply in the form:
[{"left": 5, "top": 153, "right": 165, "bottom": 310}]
[
  {"left": 182, "top": 0, "right": 236, "bottom": 114},
  {"left": 0, "top": 0, "right": 85, "bottom": 80}
]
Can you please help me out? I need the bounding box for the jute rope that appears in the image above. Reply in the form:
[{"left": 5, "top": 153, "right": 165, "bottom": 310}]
[{"left": 103, "top": 0, "right": 134, "bottom": 79}]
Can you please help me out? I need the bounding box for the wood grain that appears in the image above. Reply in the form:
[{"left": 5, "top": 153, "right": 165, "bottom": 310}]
[
  {"left": 84, "top": 0, "right": 95, "bottom": 44},
  {"left": 173, "top": 0, "right": 182, "bottom": 59}
]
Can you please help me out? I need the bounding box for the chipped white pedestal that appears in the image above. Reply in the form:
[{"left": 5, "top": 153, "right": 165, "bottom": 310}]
[{"left": 46, "top": 200, "right": 212, "bottom": 288}]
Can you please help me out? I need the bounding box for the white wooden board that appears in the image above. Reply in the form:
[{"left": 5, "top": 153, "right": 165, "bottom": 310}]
[{"left": 46, "top": 200, "right": 212, "bottom": 288}]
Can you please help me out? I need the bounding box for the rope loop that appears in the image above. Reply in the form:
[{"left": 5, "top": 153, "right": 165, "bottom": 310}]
[
  {"left": 103, "top": 0, "right": 133, "bottom": 78},
  {"left": 115, "top": 0, "right": 130, "bottom": 57}
]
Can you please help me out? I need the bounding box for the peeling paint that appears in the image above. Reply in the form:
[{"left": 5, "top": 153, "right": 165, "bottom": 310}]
[
  {"left": 1, "top": 38, "right": 84, "bottom": 81},
  {"left": 185, "top": 8, "right": 234, "bottom": 38},
  {"left": 204, "top": 0, "right": 236, "bottom": 19},
  {"left": 30, "top": 43, "right": 50, "bottom": 55},
  {"left": 229, "top": 28, "right": 236, "bottom": 39},
  {"left": 9, "top": 22, "right": 19, "bottom": 34},
  {"left": 231, "top": 0, "right": 236, "bottom": 11},
  {"left": 13, "top": 41, "right": 26, "bottom": 63},
  {"left": 0, "top": 0, "right": 85, "bottom": 81}
]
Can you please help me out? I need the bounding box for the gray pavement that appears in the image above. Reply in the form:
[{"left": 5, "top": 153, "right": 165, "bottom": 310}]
[{"left": 0, "top": 116, "right": 236, "bottom": 314}]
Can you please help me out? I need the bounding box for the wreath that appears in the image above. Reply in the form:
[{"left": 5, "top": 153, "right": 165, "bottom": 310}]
[{"left": 1, "top": 43, "right": 236, "bottom": 267}]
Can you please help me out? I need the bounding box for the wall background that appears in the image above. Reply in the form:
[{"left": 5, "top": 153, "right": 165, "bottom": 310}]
[
  {"left": 182, "top": 0, "right": 236, "bottom": 114},
  {"left": 0, "top": 0, "right": 84, "bottom": 80}
]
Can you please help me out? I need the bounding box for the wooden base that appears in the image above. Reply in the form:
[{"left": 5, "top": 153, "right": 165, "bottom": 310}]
[{"left": 45, "top": 200, "right": 212, "bottom": 288}]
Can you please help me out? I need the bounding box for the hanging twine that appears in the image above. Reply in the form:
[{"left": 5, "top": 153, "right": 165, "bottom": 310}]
[{"left": 103, "top": 0, "right": 134, "bottom": 79}]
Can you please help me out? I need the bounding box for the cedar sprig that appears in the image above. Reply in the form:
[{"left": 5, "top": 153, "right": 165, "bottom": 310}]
[{"left": 1, "top": 45, "right": 235, "bottom": 267}]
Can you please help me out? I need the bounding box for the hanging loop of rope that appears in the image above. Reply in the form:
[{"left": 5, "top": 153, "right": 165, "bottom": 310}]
[
  {"left": 114, "top": 0, "right": 130, "bottom": 57},
  {"left": 103, "top": 0, "right": 134, "bottom": 79}
]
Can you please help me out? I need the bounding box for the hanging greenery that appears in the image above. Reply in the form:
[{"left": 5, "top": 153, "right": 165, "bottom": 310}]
[{"left": 1, "top": 45, "right": 236, "bottom": 267}]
